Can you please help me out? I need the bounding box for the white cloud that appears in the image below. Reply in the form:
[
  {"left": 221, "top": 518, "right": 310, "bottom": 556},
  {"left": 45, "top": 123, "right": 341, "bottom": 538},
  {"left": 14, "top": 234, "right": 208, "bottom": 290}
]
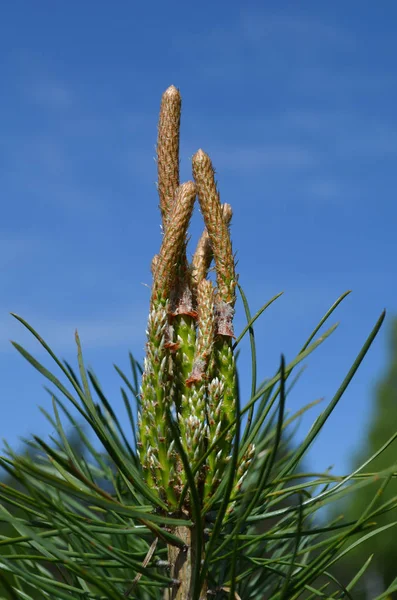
[
  {"left": 28, "top": 80, "right": 75, "bottom": 111},
  {"left": 241, "top": 13, "right": 354, "bottom": 49},
  {"left": 0, "top": 237, "right": 39, "bottom": 269},
  {"left": 181, "top": 9, "right": 356, "bottom": 82},
  {"left": 336, "top": 126, "right": 397, "bottom": 159},
  {"left": 296, "top": 67, "right": 395, "bottom": 94},
  {"left": 285, "top": 110, "right": 397, "bottom": 160},
  {"left": 0, "top": 308, "right": 147, "bottom": 354},
  {"left": 7, "top": 135, "right": 68, "bottom": 177},
  {"left": 304, "top": 179, "right": 350, "bottom": 205},
  {"left": 212, "top": 144, "right": 315, "bottom": 171}
]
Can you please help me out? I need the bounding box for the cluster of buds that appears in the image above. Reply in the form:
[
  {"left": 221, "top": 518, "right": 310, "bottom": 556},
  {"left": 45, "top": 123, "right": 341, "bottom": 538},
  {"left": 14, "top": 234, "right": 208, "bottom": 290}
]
[{"left": 138, "top": 85, "right": 252, "bottom": 512}]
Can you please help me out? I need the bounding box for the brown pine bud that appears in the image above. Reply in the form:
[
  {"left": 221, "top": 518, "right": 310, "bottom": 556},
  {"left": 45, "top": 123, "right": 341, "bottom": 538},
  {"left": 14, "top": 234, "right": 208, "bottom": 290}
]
[
  {"left": 152, "top": 181, "right": 196, "bottom": 305},
  {"left": 157, "top": 85, "right": 181, "bottom": 230},
  {"left": 192, "top": 150, "right": 236, "bottom": 308},
  {"left": 192, "top": 203, "right": 233, "bottom": 289}
]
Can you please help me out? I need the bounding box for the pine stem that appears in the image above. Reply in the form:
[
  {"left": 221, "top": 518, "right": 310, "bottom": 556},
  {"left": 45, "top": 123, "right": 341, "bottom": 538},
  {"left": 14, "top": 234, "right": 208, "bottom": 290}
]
[{"left": 165, "top": 526, "right": 207, "bottom": 600}]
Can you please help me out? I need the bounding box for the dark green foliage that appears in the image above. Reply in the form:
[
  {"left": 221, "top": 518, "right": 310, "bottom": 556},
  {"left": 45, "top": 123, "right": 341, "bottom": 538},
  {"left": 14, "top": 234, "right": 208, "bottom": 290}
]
[
  {"left": 0, "top": 293, "right": 395, "bottom": 598},
  {"left": 336, "top": 318, "right": 397, "bottom": 598}
]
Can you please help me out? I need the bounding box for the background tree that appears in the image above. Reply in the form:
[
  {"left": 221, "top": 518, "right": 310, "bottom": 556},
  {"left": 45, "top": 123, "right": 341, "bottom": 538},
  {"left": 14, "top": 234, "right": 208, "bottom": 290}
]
[
  {"left": 336, "top": 317, "right": 397, "bottom": 598},
  {"left": 0, "top": 430, "right": 87, "bottom": 598}
]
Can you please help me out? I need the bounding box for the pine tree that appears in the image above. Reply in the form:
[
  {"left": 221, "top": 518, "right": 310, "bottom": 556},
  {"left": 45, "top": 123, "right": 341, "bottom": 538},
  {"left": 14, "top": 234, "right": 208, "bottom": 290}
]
[
  {"left": 338, "top": 317, "right": 397, "bottom": 597},
  {"left": 0, "top": 431, "right": 87, "bottom": 597}
]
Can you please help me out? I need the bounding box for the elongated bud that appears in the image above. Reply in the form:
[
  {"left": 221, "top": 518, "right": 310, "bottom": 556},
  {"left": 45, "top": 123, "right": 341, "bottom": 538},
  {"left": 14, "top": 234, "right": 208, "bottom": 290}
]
[
  {"left": 138, "top": 300, "right": 180, "bottom": 506},
  {"left": 151, "top": 254, "right": 159, "bottom": 276},
  {"left": 157, "top": 85, "right": 181, "bottom": 230},
  {"left": 192, "top": 150, "right": 236, "bottom": 309},
  {"left": 187, "top": 279, "right": 216, "bottom": 386},
  {"left": 151, "top": 181, "right": 196, "bottom": 305},
  {"left": 192, "top": 203, "right": 233, "bottom": 289}
]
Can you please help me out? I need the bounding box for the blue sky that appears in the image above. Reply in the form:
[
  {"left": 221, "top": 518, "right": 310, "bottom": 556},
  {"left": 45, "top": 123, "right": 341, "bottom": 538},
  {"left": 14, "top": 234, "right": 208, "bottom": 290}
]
[{"left": 1, "top": 1, "right": 396, "bottom": 477}]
